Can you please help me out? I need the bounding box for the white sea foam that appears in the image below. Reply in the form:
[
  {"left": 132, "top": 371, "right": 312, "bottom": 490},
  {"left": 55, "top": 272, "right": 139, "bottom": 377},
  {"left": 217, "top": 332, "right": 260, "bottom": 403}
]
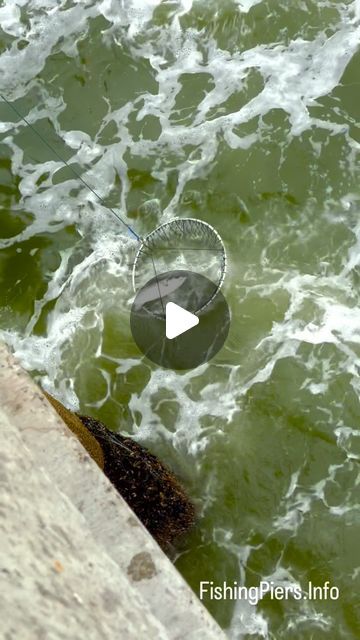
[
  {"left": 1, "top": 1, "right": 360, "bottom": 637},
  {"left": 235, "top": 0, "right": 263, "bottom": 13}
]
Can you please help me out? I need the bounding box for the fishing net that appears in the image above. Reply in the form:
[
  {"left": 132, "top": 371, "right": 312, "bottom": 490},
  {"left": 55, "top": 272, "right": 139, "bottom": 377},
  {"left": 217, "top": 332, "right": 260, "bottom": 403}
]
[{"left": 132, "top": 218, "right": 226, "bottom": 314}]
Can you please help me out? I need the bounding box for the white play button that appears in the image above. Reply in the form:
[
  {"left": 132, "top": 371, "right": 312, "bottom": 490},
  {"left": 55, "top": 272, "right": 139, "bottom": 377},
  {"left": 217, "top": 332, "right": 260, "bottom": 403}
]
[
  {"left": 165, "top": 302, "right": 199, "bottom": 340},
  {"left": 130, "top": 270, "right": 230, "bottom": 369}
]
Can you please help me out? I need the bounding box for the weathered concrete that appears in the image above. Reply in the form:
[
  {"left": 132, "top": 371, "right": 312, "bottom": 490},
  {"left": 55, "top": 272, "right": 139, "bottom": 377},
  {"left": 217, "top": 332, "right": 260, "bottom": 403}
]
[
  {"left": 0, "top": 342, "right": 226, "bottom": 640},
  {"left": 0, "top": 408, "right": 169, "bottom": 640}
]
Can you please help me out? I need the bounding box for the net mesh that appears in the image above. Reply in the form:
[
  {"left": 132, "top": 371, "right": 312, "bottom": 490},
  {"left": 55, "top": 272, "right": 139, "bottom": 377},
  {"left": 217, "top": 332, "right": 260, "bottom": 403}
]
[{"left": 132, "top": 218, "right": 226, "bottom": 310}]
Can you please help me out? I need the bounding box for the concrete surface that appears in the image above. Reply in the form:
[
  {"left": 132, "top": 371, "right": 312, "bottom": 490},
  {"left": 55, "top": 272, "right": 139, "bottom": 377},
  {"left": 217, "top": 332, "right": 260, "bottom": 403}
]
[
  {"left": 0, "top": 342, "right": 227, "bottom": 640},
  {"left": 0, "top": 408, "right": 169, "bottom": 640}
]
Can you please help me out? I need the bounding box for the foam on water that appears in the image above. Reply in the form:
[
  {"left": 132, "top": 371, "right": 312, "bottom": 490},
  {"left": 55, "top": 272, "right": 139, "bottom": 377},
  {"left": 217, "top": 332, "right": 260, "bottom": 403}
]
[
  {"left": 235, "top": 0, "right": 263, "bottom": 13},
  {"left": 1, "top": 1, "right": 360, "bottom": 637}
]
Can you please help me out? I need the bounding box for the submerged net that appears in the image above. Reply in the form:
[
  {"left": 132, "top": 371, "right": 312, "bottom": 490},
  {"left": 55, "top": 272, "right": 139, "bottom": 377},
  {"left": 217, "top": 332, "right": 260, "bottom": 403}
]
[{"left": 132, "top": 218, "right": 226, "bottom": 312}]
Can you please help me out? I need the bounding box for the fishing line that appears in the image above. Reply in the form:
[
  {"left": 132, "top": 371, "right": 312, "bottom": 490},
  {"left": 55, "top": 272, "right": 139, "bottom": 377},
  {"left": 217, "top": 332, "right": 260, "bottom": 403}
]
[
  {"left": 0, "top": 93, "right": 173, "bottom": 310},
  {"left": 0, "top": 94, "right": 227, "bottom": 313},
  {"left": 0, "top": 93, "right": 142, "bottom": 241}
]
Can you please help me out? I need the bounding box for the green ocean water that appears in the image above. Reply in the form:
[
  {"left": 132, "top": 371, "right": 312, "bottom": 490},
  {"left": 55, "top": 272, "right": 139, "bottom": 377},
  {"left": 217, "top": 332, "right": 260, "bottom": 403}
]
[{"left": 1, "top": 1, "right": 360, "bottom": 638}]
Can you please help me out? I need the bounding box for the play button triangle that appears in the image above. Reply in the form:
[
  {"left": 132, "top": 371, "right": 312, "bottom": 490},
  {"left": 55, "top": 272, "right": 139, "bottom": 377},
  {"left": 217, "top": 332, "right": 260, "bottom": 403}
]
[
  {"left": 130, "top": 270, "right": 230, "bottom": 369},
  {"left": 166, "top": 302, "right": 199, "bottom": 340}
]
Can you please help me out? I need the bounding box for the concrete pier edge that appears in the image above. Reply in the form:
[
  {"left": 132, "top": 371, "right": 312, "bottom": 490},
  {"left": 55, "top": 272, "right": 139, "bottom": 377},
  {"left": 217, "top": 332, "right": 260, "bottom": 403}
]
[{"left": 0, "top": 341, "right": 226, "bottom": 640}]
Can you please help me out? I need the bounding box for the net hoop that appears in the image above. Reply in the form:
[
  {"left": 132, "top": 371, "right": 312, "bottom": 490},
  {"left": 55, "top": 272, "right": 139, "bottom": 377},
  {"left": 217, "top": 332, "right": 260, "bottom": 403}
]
[{"left": 132, "top": 217, "right": 227, "bottom": 312}]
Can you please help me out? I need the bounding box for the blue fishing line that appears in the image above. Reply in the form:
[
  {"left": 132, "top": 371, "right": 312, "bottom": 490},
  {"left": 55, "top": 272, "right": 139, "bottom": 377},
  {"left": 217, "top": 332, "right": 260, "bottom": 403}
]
[
  {"left": 0, "top": 93, "right": 142, "bottom": 242},
  {"left": 0, "top": 94, "right": 226, "bottom": 314}
]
